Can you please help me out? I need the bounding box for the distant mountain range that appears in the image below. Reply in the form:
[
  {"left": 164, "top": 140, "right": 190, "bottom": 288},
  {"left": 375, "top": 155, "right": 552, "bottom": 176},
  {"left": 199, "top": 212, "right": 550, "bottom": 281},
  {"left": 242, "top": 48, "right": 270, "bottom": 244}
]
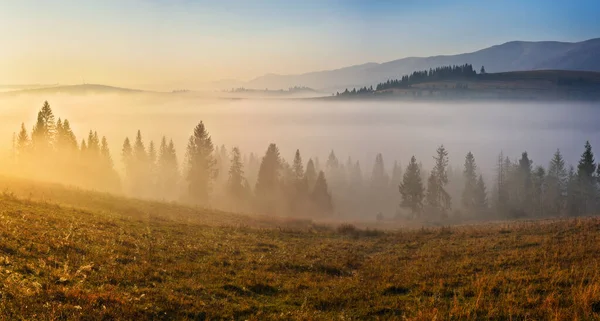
[{"left": 233, "top": 38, "right": 600, "bottom": 91}]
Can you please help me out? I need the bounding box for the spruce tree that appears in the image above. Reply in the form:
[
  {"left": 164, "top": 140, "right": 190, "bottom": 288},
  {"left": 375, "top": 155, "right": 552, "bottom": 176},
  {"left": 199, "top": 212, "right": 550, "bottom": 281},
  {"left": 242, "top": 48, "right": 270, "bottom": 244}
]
[
  {"left": 292, "top": 149, "right": 304, "bottom": 180},
  {"left": 255, "top": 143, "right": 282, "bottom": 214},
  {"left": 566, "top": 165, "right": 580, "bottom": 216},
  {"left": 461, "top": 152, "right": 478, "bottom": 211},
  {"left": 132, "top": 130, "right": 148, "bottom": 197},
  {"left": 475, "top": 174, "right": 488, "bottom": 211},
  {"left": 311, "top": 171, "right": 333, "bottom": 215},
  {"left": 399, "top": 156, "right": 424, "bottom": 218},
  {"left": 157, "top": 137, "right": 179, "bottom": 200},
  {"left": 546, "top": 149, "right": 567, "bottom": 215},
  {"left": 185, "top": 122, "right": 217, "bottom": 204},
  {"left": 531, "top": 166, "right": 546, "bottom": 217},
  {"left": 122, "top": 137, "right": 133, "bottom": 191},
  {"left": 577, "top": 141, "right": 597, "bottom": 214},
  {"left": 227, "top": 147, "right": 246, "bottom": 200},
  {"left": 31, "top": 101, "right": 56, "bottom": 154},
  {"left": 305, "top": 158, "right": 317, "bottom": 190},
  {"left": 16, "top": 123, "right": 30, "bottom": 162},
  {"left": 426, "top": 145, "right": 451, "bottom": 217}
]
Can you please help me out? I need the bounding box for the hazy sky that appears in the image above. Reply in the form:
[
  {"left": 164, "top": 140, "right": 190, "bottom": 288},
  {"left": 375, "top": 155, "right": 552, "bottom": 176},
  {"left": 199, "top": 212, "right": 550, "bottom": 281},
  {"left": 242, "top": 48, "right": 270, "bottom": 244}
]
[{"left": 1, "top": 0, "right": 599, "bottom": 88}]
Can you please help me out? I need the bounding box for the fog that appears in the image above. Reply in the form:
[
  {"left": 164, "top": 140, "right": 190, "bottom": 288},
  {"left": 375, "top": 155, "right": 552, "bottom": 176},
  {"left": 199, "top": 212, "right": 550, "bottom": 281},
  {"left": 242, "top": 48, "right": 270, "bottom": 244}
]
[
  {"left": 1, "top": 93, "right": 599, "bottom": 221},
  {"left": 2, "top": 94, "right": 598, "bottom": 170}
]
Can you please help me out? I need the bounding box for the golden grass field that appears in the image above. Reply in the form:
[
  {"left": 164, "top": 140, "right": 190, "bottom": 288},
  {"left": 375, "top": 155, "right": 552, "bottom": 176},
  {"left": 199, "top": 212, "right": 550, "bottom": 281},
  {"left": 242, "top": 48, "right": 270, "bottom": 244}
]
[{"left": 1, "top": 176, "right": 600, "bottom": 320}]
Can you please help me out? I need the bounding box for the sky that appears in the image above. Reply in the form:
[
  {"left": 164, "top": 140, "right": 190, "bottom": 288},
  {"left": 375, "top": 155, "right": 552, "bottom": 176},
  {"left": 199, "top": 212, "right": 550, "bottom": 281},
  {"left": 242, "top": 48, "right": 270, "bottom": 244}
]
[{"left": 1, "top": 0, "right": 599, "bottom": 89}]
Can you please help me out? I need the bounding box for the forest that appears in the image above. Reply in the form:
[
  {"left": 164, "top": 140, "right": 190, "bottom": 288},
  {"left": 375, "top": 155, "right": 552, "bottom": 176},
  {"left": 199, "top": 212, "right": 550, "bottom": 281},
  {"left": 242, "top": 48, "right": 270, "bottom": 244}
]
[
  {"left": 336, "top": 64, "right": 479, "bottom": 96},
  {"left": 7, "top": 101, "right": 600, "bottom": 223}
]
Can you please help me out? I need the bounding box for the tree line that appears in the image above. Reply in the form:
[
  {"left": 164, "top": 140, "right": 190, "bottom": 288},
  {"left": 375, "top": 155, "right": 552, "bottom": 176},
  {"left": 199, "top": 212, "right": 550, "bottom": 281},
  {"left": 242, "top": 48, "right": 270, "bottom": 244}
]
[
  {"left": 9, "top": 101, "right": 600, "bottom": 222},
  {"left": 337, "top": 64, "right": 480, "bottom": 96}
]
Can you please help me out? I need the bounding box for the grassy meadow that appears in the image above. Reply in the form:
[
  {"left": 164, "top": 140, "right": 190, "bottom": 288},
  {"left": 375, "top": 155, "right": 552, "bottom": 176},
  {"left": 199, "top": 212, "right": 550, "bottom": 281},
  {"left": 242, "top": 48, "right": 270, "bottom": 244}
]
[{"left": 0, "top": 176, "right": 599, "bottom": 320}]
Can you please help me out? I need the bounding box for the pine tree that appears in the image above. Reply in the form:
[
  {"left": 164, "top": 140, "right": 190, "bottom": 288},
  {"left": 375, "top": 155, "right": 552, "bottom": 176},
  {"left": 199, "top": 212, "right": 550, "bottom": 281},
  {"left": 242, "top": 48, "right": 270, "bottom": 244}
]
[
  {"left": 517, "top": 152, "right": 533, "bottom": 214},
  {"left": 311, "top": 171, "right": 333, "bottom": 214},
  {"left": 31, "top": 101, "right": 56, "bottom": 154},
  {"left": 461, "top": 152, "right": 478, "bottom": 212},
  {"left": 16, "top": 123, "right": 30, "bottom": 162},
  {"left": 475, "top": 174, "right": 488, "bottom": 211},
  {"left": 100, "top": 136, "right": 120, "bottom": 191},
  {"left": 227, "top": 147, "right": 246, "bottom": 200},
  {"left": 371, "top": 153, "right": 389, "bottom": 189},
  {"left": 426, "top": 145, "right": 451, "bottom": 217},
  {"left": 546, "top": 149, "right": 567, "bottom": 215},
  {"left": 292, "top": 149, "right": 304, "bottom": 180},
  {"left": 122, "top": 137, "right": 133, "bottom": 191},
  {"left": 157, "top": 137, "right": 179, "bottom": 200},
  {"left": 566, "top": 165, "right": 580, "bottom": 216},
  {"left": 577, "top": 141, "right": 597, "bottom": 214},
  {"left": 131, "top": 130, "right": 149, "bottom": 197},
  {"left": 147, "top": 140, "right": 157, "bottom": 194},
  {"left": 495, "top": 151, "right": 508, "bottom": 215},
  {"left": 255, "top": 143, "right": 282, "bottom": 214},
  {"left": 305, "top": 158, "right": 317, "bottom": 190},
  {"left": 399, "top": 156, "right": 424, "bottom": 218},
  {"left": 185, "top": 122, "right": 217, "bottom": 204},
  {"left": 531, "top": 166, "right": 546, "bottom": 217}
]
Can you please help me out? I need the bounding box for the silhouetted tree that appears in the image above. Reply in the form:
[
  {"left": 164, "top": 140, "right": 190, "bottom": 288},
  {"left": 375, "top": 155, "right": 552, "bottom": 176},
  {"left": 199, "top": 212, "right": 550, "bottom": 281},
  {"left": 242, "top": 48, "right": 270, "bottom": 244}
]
[
  {"left": 399, "top": 156, "right": 424, "bottom": 218},
  {"left": 546, "top": 149, "right": 567, "bottom": 215},
  {"left": 305, "top": 158, "right": 317, "bottom": 191},
  {"left": 255, "top": 143, "right": 282, "bottom": 214},
  {"left": 31, "top": 101, "right": 56, "bottom": 155},
  {"left": 426, "top": 145, "right": 451, "bottom": 218},
  {"left": 227, "top": 147, "right": 247, "bottom": 204},
  {"left": 157, "top": 137, "right": 179, "bottom": 200},
  {"left": 462, "top": 152, "right": 478, "bottom": 212},
  {"left": 577, "top": 141, "right": 597, "bottom": 214},
  {"left": 311, "top": 171, "right": 333, "bottom": 215},
  {"left": 475, "top": 174, "right": 488, "bottom": 211},
  {"left": 185, "top": 122, "right": 217, "bottom": 204}
]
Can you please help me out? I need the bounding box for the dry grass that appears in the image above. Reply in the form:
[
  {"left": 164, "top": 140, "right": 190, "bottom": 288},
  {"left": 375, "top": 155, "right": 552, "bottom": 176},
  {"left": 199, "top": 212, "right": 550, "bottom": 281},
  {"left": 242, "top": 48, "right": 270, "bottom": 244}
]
[{"left": 1, "top": 177, "right": 600, "bottom": 320}]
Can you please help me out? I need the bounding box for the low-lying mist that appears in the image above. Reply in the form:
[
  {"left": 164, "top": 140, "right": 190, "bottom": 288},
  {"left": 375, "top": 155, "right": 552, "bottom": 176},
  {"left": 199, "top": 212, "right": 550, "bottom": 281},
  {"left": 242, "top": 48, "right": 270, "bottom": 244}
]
[{"left": 1, "top": 92, "right": 598, "bottom": 222}]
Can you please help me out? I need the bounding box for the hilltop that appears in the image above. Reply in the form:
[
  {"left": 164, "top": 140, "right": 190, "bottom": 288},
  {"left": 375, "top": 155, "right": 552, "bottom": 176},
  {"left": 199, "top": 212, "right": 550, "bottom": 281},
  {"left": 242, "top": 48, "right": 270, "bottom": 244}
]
[{"left": 1, "top": 176, "right": 600, "bottom": 319}]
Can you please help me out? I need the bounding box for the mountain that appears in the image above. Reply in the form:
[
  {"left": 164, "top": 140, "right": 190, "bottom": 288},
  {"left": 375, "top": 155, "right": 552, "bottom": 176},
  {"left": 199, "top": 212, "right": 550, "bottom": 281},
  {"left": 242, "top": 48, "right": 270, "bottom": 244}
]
[{"left": 243, "top": 38, "right": 600, "bottom": 91}]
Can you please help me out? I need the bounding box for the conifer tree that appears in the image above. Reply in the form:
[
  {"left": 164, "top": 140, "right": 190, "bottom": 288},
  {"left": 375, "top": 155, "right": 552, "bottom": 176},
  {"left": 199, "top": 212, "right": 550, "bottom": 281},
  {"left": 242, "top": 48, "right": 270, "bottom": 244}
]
[
  {"left": 227, "top": 147, "right": 246, "bottom": 200},
  {"left": 31, "top": 101, "right": 56, "bottom": 154},
  {"left": 157, "top": 137, "right": 179, "bottom": 200},
  {"left": 16, "top": 123, "right": 30, "bottom": 163},
  {"left": 577, "top": 141, "right": 597, "bottom": 214},
  {"left": 311, "top": 171, "right": 333, "bottom": 214},
  {"left": 305, "top": 158, "right": 317, "bottom": 190},
  {"left": 475, "top": 174, "right": 488, "bottom": 211},
  {"left": 531, "top": 165, "right": 546, "bottom": 216},
  {"left": 399, "top": 156, "right": 424, "bottom": 218},
  {"left": 566, "top": 165, "right": 580, "bottom": 216},
  {"left": 122, "top": 137, "right": 133, "bottom": 191},
  {"left": 255, "top": 143, "right": 282, "bottom": 214},
  {"left": 426, "top": 145, "right": 451, "bottom": 217},
  {"left": 495, "top": 151, "right": 508, "bottom": 214},
  {"left": 185, "top": 122, "right": 217, "bottom": 204},
  {"left": 546, "top": 149, "right": 567, "bottom": 215},
  {"left": 462, "top": 152, "right": 478, "bottom": 211},
  {"left": 100, "top": 136, "right": 120, "bottom": 191}
]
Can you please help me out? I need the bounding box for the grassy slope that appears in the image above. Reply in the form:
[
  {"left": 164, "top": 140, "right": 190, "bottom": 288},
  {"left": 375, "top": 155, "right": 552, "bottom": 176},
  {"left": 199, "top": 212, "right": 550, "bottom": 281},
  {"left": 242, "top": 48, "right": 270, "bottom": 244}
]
[{"left": 1, "top": 177, "right": 600, "bottom": 320}]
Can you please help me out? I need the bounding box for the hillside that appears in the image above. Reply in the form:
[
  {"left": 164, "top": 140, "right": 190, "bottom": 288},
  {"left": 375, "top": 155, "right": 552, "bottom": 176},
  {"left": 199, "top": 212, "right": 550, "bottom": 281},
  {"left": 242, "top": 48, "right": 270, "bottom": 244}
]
[
  {"left": 243, "top": 38, "right": 600, "bottom": 91},
  {"left": 332, "top": 70, "right": 600, "bottom": 101},
  {"left": 1, "top": 176, "right": 600, "bottom": 319}
]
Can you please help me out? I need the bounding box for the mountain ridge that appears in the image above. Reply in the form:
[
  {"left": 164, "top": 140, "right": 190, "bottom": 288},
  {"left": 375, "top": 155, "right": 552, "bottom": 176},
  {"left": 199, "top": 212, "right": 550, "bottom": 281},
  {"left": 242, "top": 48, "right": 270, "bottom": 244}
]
[{"left": 240, "top": 38, "right": 600, "bottom": 91}]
